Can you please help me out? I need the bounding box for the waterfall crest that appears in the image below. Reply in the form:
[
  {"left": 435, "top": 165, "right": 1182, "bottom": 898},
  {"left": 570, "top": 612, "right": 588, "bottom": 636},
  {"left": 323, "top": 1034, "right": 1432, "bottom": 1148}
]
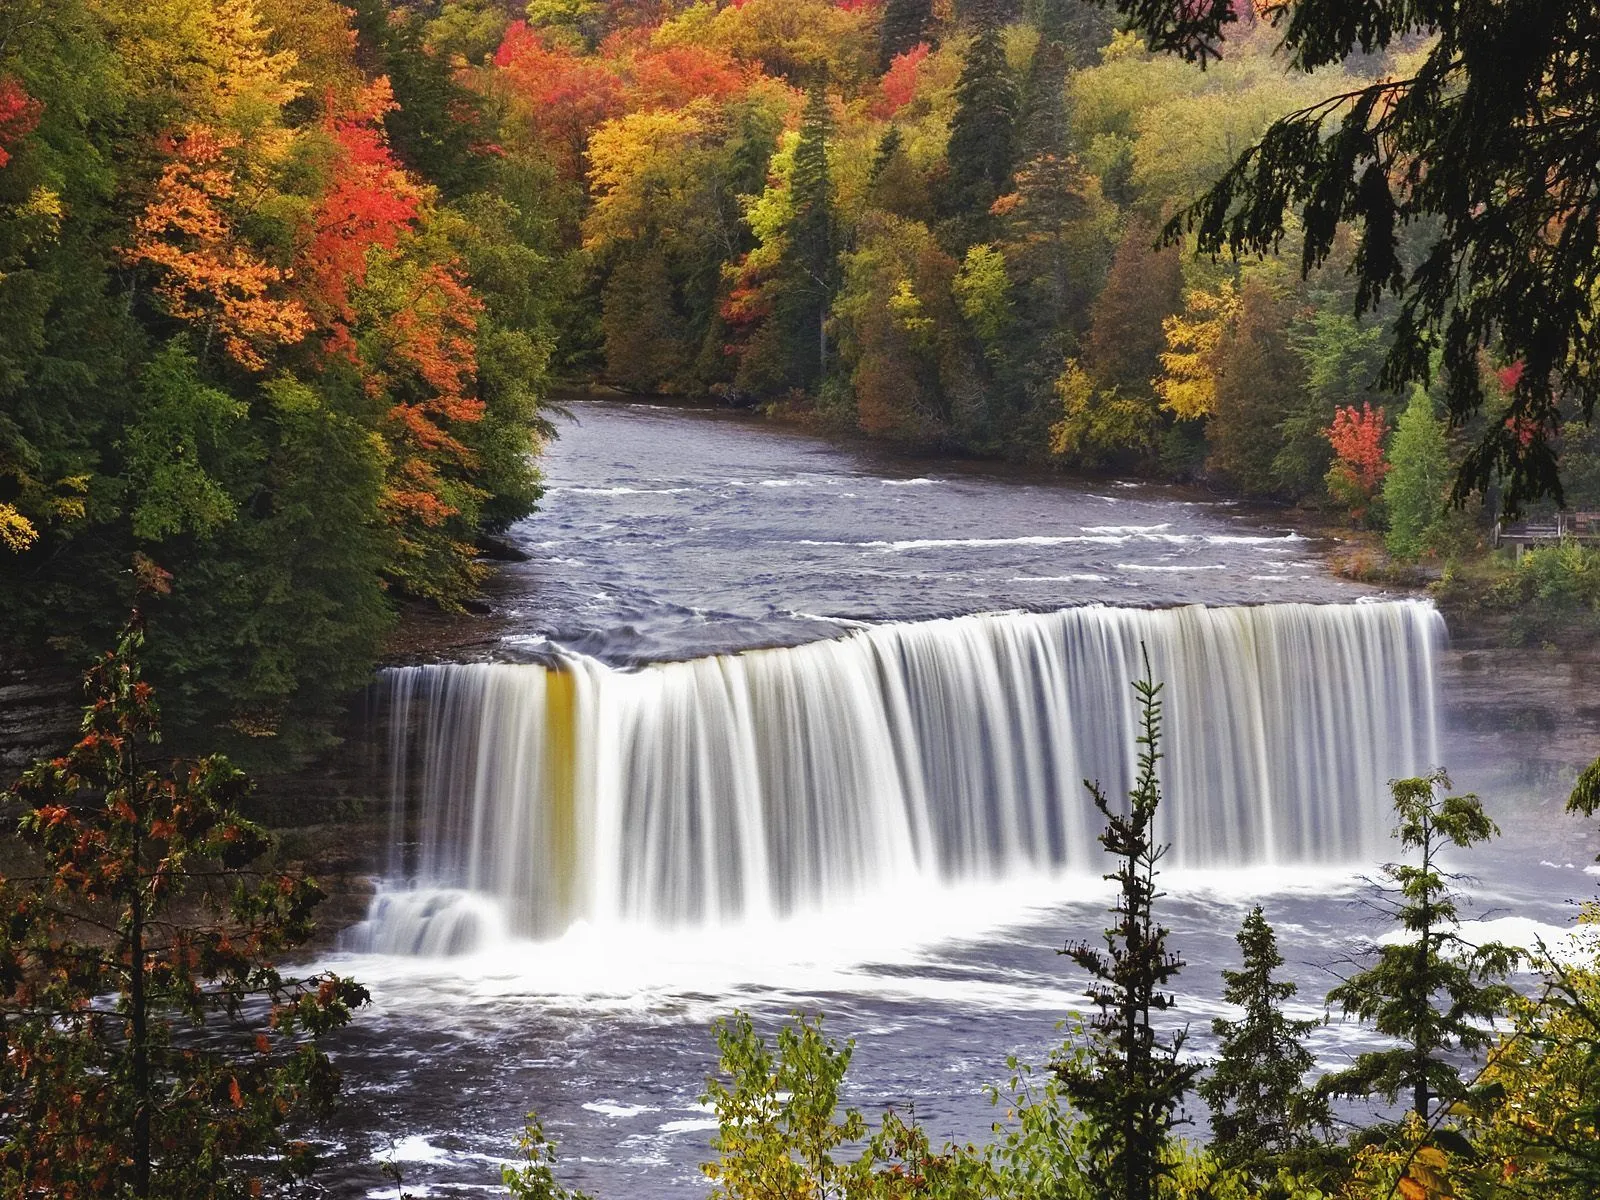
[{"left": 352, "top": 601, "right": 1442, "bottom": 953}]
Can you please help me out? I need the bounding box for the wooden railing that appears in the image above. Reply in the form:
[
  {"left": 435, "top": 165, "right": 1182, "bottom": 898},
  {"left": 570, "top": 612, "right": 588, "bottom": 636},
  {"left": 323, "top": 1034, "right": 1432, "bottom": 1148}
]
[{"left": 1494, "top": 511, "right": 1600, "bottom": 554}]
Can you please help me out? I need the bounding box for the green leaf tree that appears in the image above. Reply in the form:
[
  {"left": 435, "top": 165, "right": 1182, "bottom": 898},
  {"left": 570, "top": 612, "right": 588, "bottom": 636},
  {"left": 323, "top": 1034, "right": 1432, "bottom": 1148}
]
[
  {"left": 1383, "top": 384, "right": 1451, "bottom": 561},
  {"left": 1321, "top": 771, "right": 1519, "bottom": 1121},
  {"left": 1198, "top": 906, "right": 1332, "bottom": 1181},
  {"left": 502, "top": 1114, "right": 597, "bottom": 1200},
  {"left": 0, "top": 613, "right": 369, "bottom": 1197},
  {"left": 1055, "top": 653, "right": 1198, "bottom": 1200},
  {"left": 701, "top": 1010, "right": 866, "bottom": 1200}
]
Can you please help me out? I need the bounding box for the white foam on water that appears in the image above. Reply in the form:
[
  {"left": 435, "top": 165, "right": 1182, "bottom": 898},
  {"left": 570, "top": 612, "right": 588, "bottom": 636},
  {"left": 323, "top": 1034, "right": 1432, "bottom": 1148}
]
[
  {"left": 1377, "top": 916, "right": 1597, "bottom": 966},
  {"left": 1011, "top": 574, "right": 1111, "bottom": 583},
  {"left": 657, "top": 1119, "right": 720, "bottom": 1135},
  {"left": 796, "top": 535, "right": 1127, "bottom": 550},
  {"left": 329, "top": 864, "right": 1372, "bottom": 1014},
  {"left": 1116, "top": 563, "right": 1230, "bottom": 572},
  {"left": 584, "top": 1101, "right": 660, "bottom": 1119},
  {"left": 377, "top": 1136, "right": 453, "bottom": 1165},
  {"left": 551, "top": 486, "right": 692, "bottom": 496}
]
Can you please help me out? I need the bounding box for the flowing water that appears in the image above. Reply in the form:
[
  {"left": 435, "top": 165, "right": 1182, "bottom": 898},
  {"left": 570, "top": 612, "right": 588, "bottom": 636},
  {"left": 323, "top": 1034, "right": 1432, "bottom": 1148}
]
[{"left": 319, "top": 400, "right": 1593, "bottom": 1198}]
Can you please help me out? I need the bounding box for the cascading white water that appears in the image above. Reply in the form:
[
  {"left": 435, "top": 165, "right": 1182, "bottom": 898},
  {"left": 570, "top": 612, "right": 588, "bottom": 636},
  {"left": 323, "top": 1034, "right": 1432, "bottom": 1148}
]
[{"left": 348, "top": 600, "right": 1443, "bottom": 954}]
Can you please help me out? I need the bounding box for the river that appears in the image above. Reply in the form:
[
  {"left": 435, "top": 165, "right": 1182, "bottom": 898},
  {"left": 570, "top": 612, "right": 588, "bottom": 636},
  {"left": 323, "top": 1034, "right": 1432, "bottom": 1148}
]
[{"left": 316, "top": 399, "right": 1596, "bottom": 1198}]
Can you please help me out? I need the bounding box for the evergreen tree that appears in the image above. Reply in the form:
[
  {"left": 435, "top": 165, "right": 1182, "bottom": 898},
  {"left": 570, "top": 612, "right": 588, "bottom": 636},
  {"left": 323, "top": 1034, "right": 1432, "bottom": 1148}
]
[
  {"left": 1199, "top": 906, "right": 1332, "bottom": 1180},
  {"left": 1207, "top": 279, "right": 1308, "bottom": 497},
  {"left": 1322, "top": 771, "right": 1519, "bottom": 1121},
  {"left": 1383, "top": 384, "right": 1452, "bottom": 560},
  {"left": 786, "top": 85, "right": 837, "bottom": 388},
  {"left": 1027, "top": 0, "right": 1119, "bottom": 65},
  {"left": 944, "top": 20, "right": 1018, "bottom": 243},
  {"left": 1056, "top": 655, "right": 1197, "bottom": 1200},
  {"left": 349, "top": 0, "right": 494, "bottom": 197},
  {"left": 879, "top": 0, "right": 934, "bottom": 70},
  {"left": 1084, "top": 218, "right": 1184, "bottom": 397}
]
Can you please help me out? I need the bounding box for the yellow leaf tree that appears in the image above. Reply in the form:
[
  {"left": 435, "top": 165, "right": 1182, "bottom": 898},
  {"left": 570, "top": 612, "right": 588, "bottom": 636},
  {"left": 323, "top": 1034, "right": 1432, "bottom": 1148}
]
[{"left": 1155, "top": 279, "right": 1238, "bottom": 421}]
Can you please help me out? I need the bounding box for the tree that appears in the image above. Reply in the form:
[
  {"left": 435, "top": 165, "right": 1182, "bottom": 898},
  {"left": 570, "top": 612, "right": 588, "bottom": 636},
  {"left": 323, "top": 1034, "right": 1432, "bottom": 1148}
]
[
  {"left": 1278, "top": 307, "right": 1391, "bottom": 503},
  {"left": 1132, "top": 0, "right": 1600, "bottom": 515},
  {"left": 835, "top": 213, "right": 963, "bottom": 443},
  {"left": 348, "top": 0, "right": 494, "bottom": 196},
  {"left": 701, "top": 1011, "right": 866, "bottom": 1200},
  {"left": 879, "top": 0, "right": 933, "bottom": 70},
  {"left": 1464, "top": 916, "right": 1600, "bottom": 1198},
  {"left": 1155, "top": 280, "right": 1238, "bottom": 422},
  {"left": 0, "top": 612, "right": 368, "bottom": 1197},
  {"left": 1199, "top": 906, "right": 1331, "bottom": 1181},
  {"left": 1049, "top": 359, "right": 1160, "bottom": 468},
  {"left": 1324, "top": 401, "right": 1389, "bottom": 527},
  {"left": 126, "top": 126, "right": 313, "bottom": 372},
  {"left": 502, "top": 1115, "right": 597, "bottom": 1200},
  {"left": 944, "top": 21, "right": 1017, "bottom": 240},
  {"left": 787, "top": 85, "right": 836, "bottom": 389},
  {"left": 1321, "top": 771, "right": 1519, "bottom": 1122},
  {"left": 1056, "top": 655, "right": 1197, "bottom": 1200},
  {"left": 1206, "top": 277, "right": 1306, "bottom": 497},
  {"left": 1084, "top": 217, "right": 1184, "bottom": 397},
  {"left": 1384, "top": 385, "right": 1452, "bottom": 560}
]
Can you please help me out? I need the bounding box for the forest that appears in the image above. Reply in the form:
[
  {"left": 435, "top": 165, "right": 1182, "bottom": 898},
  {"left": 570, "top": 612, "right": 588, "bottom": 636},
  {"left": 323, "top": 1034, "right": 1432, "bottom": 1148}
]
[{"left": 7, "top": 0, "right": 1600, "bottom": 757}]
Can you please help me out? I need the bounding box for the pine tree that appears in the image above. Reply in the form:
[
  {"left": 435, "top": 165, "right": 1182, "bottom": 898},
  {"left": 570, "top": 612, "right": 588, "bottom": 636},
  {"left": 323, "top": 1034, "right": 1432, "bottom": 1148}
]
[
  {"left": 1084, "top": 218, "right": 1184, "bottom": 396},
  {"left": 944, "top": 19, "right": 1017, "bottom": 242},
  {"left": 787, "top": 85, "right": 836, "bottom": 388},
  {"left": 1321, "top": 771, "right": 1520, "bottom": 1121},
  {"left": 1383, "top": 384, "right": 1451, "bottom": 560},
  {"left": 879, "top": 0, "right": 934, "bottom": 70},
  {"left": 1200, "top": 906, "right": 1331, "bottom": 1179},
  {"left": 1056, "top": 654, "right": 1197, "bottom": 1200}
]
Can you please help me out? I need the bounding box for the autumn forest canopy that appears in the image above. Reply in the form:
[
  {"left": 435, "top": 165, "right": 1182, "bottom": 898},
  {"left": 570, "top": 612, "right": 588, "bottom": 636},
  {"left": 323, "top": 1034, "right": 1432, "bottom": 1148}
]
[{"left": 6, "top": 0, "right": 1600, "bottom": 761}]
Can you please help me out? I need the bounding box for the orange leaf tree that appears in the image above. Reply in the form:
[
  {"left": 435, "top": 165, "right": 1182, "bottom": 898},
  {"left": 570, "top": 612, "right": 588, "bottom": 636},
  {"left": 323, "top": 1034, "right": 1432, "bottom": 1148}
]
[
  {"left": 0, "top": 614, "right": 368, "bottom": 1198},
  {"left": 362, "top": 253, "right": 490, "bottom": 604},
  {"left": 125, "top": 127, "right": 312, "bottom": 371}
]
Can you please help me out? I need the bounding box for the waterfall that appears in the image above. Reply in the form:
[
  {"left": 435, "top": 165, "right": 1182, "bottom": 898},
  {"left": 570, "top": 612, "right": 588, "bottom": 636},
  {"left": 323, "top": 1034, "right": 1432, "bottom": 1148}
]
[{"left": 349, "top": 600, "right": 1443, "bottom": 954}]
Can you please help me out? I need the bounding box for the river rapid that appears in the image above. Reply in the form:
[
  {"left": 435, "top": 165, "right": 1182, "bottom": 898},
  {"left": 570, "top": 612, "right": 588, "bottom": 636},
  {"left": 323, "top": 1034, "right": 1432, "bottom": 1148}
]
[{"left": 317, "top": 400, "right": 1595, "bottom": 1198}]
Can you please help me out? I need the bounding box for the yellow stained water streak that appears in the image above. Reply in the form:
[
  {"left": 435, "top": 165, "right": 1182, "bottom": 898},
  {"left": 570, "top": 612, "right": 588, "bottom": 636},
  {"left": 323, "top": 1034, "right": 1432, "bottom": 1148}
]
[{"left": 544, "top": 666, "right": 579, "bottom": 921}]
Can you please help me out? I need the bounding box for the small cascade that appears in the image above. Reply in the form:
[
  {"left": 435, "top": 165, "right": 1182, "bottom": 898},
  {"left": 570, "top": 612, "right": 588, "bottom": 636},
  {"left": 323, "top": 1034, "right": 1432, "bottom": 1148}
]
[{"left": 347, "top": 601, "right": 1443, "bottom": 952}]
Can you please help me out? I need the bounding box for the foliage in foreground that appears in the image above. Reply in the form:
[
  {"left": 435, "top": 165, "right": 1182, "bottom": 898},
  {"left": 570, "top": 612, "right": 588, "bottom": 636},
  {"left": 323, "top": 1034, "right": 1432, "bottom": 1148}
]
[
  {"left": 1200, "top": 907, "right": 1331, "bottom": 1185},
  {"left": 0, "top": 616, "right": 367, "bottom": 1197},
  {"left": 1056, "top": 657, "right": 1197, "bottom": 1200},
  {"left": 1322, "top": 772, "right": 1519, "bottom": 1121}
]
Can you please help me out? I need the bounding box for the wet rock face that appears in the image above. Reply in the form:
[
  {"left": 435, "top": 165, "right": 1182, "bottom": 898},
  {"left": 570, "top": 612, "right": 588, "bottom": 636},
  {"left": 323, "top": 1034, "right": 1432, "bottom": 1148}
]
[{"left": 0, "top": 664, "right": 77, "bottom": 785}]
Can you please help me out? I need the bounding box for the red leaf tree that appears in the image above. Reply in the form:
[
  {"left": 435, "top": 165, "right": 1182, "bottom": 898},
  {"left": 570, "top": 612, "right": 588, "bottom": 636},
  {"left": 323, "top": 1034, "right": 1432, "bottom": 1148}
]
[
  {"left": 1324, "top": 401, "right": 1390, "bottom": 524},
  {"left": 300, "top": 79, "right": 421, "bottom": 358},
  {"left": 0, "top": 76, "right": 41, "bottom": 169}
]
